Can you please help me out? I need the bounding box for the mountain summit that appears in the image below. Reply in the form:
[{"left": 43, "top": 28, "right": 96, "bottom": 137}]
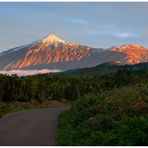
[
  {"left": 41, "top": 34, "right": 65, "bottom": 45},
  {"left": 0, "top": 34, "right": 148, "bottom": 71}
]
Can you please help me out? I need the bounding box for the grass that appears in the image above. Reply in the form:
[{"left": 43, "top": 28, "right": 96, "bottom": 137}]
[
  {"left": 0, "top": 99, "right": 70, "bottom": 117},
  {"left": 0, "top": 103, "right": 32, "bottom": 117}
]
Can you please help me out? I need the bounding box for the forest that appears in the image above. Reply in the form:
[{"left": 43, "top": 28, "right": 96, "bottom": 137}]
[
  {"left": 0, "top": 70, "right": 148, "bottom": 145},
  {"left": 0, "top": 71, "right": 147, "bottom": 103}
]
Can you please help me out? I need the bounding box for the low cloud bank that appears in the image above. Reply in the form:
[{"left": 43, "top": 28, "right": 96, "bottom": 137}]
[{"left": 0, "top": 69, "right": 62, "bottom": 76}]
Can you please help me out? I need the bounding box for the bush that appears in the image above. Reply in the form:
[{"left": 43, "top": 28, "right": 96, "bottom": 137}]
[
  {"left": 58, "top": 84, "right": 148, "bottom": 146},
  {"left": 17, "top": 97, "right": 30, "bottom": 102}
]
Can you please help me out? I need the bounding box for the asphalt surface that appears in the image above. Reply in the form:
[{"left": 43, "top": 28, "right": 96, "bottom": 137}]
[{"left": 0, "top": 108, "right": 67, "bottom": 146}]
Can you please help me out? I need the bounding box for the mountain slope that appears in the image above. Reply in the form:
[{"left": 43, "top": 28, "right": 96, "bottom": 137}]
[
  {"left": 62, "top": 62, "right": 148, "bottom": 76},
  {"left": 0, "top": 34, "right": 148, "bottom": 71},
  {"left": 0, "top": 34, "right": 93, "bottom": 70},
  {"left": 111, "top": 44, "right": 148, "bottom": 64}
]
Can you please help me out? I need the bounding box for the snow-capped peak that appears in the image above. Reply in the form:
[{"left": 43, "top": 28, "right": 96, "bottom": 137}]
[{"left": 41, "top": 34, "right": 65, "bottom": 44}]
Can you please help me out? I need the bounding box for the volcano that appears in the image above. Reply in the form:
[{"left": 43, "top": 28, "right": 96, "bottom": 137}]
[{"left": 0, "top": 34, "right": 148, "bottom": 72}]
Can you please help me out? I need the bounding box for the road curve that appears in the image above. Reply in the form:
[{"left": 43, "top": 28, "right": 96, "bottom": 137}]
[{"left": 0, "top": 108, "right": 67, "bottom": 146}]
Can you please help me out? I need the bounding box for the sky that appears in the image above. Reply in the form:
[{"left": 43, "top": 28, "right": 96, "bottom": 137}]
[{"left": 0, "top": 2, "right": 148, "bottom": 52}]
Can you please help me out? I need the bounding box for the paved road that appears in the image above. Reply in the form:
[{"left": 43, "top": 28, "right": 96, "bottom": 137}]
[{"left": 0, "top": 108, "right": 67, "bottom": 146}]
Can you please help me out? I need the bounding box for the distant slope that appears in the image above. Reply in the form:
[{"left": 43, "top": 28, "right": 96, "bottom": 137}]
[{"left": 62, "top": 62, "right": 148, "bottom": 76}]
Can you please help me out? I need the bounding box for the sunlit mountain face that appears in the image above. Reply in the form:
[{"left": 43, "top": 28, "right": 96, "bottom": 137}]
[
  {"left": 0, "top": 34, "right": 148, "bottom": 75},
  {"left": 111, "top": 44, "right": 148, "bottom": 64},
  {"left": 0, "top": 34, "right": 92, "bottom": 71}
]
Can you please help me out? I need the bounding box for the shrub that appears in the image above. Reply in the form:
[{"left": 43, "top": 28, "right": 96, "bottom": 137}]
[{"left": 58, "top": 84, "right": 148, "bottom": 145}]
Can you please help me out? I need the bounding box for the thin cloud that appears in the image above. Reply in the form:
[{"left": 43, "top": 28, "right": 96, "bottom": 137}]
[
  {"left": 114, "top": 33, "right": 139, "bottom": 39},
  {"left": 70, "top": 18, "right": 89, "bottom": 25},
  {"left": 86, "top": 24, "right": 119, "bottom": 36},
  {"left": 86, "top": 27, "right": 140, "bottom": 40},
  {"left": 46, "top": 13, "right": 90, "bottom": 25},
  {"left": 64, "top": 16, "right": 90, "bottom": 25}
]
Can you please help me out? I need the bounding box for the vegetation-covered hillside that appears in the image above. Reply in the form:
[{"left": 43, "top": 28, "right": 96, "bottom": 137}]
[
  {"left": 62, "top": 62, "right": 148, "bottom": 76},
  {"left": 0, "top": 70, "right": 147, "bottom": 103},
  {"left": 58, "top": 71, "right": 148, "bottom": 146}
]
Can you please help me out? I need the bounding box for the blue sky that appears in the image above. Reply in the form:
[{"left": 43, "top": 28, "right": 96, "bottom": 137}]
[{"left": 0, "top": 2, "right": 148, "bottom": 52}]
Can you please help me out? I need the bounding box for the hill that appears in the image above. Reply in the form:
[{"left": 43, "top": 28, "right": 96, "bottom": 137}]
[{"left": 62, "top": 62, "right": 148, "bottom": 76}]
